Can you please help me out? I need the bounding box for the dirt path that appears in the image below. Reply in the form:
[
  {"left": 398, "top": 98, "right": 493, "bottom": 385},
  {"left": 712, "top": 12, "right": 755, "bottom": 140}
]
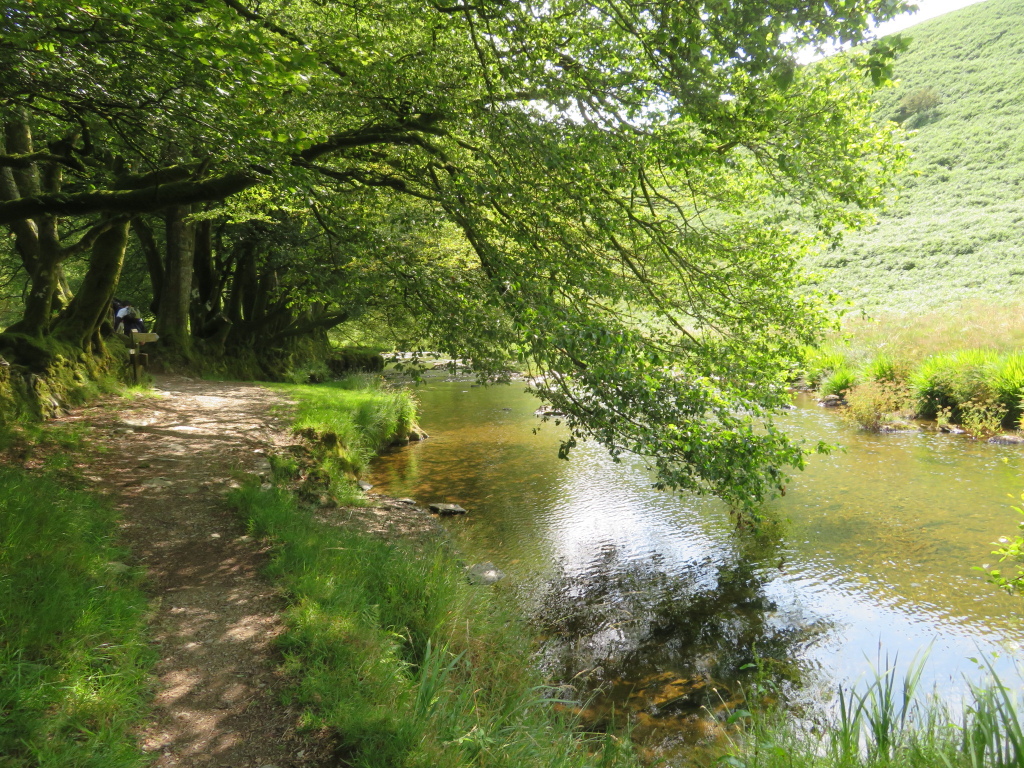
[{"left": 59, "top": 376, "right": 335, "bottom": 768}]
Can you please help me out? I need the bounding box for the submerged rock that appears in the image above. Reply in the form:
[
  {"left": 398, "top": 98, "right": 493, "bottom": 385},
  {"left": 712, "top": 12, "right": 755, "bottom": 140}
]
[
  {"left": 988, "top": 434, "right": 1024, "bottom": 445},
  {"left": 429, "top": 502, "right": 466, "bottom": 515},
  {"left": 467, "top": 561, "right": 505, "bottom": 585}
]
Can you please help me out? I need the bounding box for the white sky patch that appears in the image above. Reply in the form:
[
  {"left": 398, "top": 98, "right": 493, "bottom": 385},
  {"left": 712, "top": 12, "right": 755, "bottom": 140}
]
[{"left": 873, "top": 0, "right": 995, "bottom": 36}]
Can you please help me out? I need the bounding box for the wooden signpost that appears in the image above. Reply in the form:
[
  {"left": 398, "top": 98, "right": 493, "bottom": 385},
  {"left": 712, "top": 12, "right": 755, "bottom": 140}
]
[{"left": 127, "top": 331, "right": 159, "bottom": 383}]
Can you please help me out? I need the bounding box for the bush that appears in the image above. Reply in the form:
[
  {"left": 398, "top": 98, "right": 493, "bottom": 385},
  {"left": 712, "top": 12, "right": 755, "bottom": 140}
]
[
  {"left": 862, "top": 353, "right": 910, "bottom": 385},
  {"left": 992, "top": 352, "right": 1024, "bottom": 427},
  {"left": 845, "top": 380, "right": 912, "bottom": 431}
]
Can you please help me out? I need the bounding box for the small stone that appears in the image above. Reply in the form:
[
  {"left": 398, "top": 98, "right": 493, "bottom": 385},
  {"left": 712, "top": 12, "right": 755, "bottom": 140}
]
[
  {"left": 429, "top": 503, "right": 466, "bottom": 515},
  {"left": 397, "top": 498, "right": 417, "bottom": 505},
  {"left": 358, "top": 480, "right": 373, "bottom": 491},
  {"left": 210, "top": 533, "right": 221, "bottom": 539},
  {"left": 260, "top": 482, "right": 273, "bottom": 491},
  {"left": 105, "top": 561, "right": 131, "bottom": 574}
]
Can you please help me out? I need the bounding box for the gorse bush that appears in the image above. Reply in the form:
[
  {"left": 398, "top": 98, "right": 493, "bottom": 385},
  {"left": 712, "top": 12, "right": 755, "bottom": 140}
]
[{"left": 0, "top": 466, "right": 152, "bottom": 768}]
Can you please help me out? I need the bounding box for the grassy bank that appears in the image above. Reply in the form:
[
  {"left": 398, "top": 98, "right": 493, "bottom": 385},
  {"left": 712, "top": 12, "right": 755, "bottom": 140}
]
[
  {"left": 801, "top": 305, "right": 1024, "bottom": 434},
  {"left": 234, "top": 378, "right": 640, "bottom": 768},
  {"left": 0, "top": 441, "right": 152, "bottom": 767}
]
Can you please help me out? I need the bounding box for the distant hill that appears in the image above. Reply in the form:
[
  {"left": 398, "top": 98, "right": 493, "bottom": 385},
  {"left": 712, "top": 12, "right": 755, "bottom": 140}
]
[{"left": 803, "top": 0, "right": 1024, "bottom": 314}]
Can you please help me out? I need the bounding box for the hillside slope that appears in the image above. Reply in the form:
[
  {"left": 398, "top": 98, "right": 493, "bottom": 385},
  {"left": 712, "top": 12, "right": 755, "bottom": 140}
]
[{"left": 803, "top": 0, "right": 1024, "bottom": 314}]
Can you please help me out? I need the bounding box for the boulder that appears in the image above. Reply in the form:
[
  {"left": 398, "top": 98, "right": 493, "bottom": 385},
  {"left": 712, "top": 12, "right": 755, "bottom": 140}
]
[
  {"left": 467, "top": 562, "right": 505, "bottom": 585},
  {"left": 429, "top": 502, "right": 466, "bottom": 515},
  {"left": 818, "top": 394, "right": 844, "bottom": 407}
]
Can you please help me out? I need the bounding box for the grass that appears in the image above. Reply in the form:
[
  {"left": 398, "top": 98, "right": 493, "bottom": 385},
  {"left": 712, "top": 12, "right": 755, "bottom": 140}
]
[
  {"left": 230, "top": 485, "right": 640, "bottom": 768},
  {"left": 0, "top": 463, "right": 152, "bottom": 768},
  {"left": 800, "top": 314, "right": 1024, "bottom": 432},
  {"left": 272, "top": 374, "right": 417, "bottom": 479},
  {"left": 801, "top": 0, "right": 1024, "bottom": 315},
  {"left": 723, "top": 656, "right": 1024, "bottom": 768},
  {"left": 230, "top": 376, "right": 641, "bottom": 768}
]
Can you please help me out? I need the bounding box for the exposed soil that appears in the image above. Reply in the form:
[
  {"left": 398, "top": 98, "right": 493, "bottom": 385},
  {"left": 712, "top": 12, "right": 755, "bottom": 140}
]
[{"left": 43, "top": 375, "right": 441, "bottom": 768}]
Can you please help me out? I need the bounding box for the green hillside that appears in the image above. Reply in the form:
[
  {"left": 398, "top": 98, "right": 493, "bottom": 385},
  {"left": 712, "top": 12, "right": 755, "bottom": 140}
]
[{"left": 803, "top": 0, "right": 1024, "bottom": 314}]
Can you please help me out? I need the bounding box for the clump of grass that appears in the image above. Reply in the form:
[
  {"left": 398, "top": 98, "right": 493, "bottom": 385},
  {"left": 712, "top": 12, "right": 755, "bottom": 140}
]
[
  {"left": 802, "top": 345, "right": 847, "bottom": 387},
  {"left": 819, "top": 366, "right": 857, "bottom": 398},
  {"left": 0, "top": 465, "right": 152, "bottom": 768},
  {"left": 910, "top": 350, "right": 998, "bottom": 420},
  {"left": 273, "top": 375, "right": 418, "bottom": 477},
  {"left": 230, "top": 482, "right": 641, "bottom": 768}
]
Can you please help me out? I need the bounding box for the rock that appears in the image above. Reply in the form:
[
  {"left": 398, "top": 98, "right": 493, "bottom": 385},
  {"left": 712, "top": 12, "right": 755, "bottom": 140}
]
[
  {"left": 428, "top": 502, "right": 466, "bottom": 515},
  {"left": 818, "top": 394, "right": 844, "bottom": 407},
  {"left": 988, "top": 434, "right": 1024, "bottom": 445},
  {"left": 467, "top": 562, "right": 505, "bottom": 585},
  {"left": 534, "top": 404, "right": 565, "bottom": 417},
  {"left": 358, "top": 480, "right": 374, "bottom": 491},
  {"left": 408, "top": 428, "right": 428, "bottom": 441},
  {"left": 142, "top": 477, "right": 173, "bottom": 488},
  {"left": 105, "top": 561, "right": 131, "bottom": 575},
  {"left": 260, "top": 482, "right": 273, "bottom": 491},
  {"left": 938, "top": 424, "right": 967, "bottom": 434},
  {"left": 396, "top": 498, "right": 417, "bottom": 505}
]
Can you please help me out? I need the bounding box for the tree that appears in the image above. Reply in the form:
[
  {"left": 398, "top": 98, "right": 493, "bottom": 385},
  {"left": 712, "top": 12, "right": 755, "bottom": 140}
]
[{"left": 0, "top": 0, "right": 913, "bottom": 513}]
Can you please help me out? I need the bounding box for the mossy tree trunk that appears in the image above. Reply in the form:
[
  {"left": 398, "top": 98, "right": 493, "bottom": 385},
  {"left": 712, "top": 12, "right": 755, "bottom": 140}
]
[{"left": 53, "top": 218, "right": 130, "bottom": 350}]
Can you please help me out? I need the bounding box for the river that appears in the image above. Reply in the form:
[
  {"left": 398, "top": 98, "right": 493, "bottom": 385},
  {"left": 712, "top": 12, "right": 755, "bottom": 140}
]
[{"left": 368, "top": 377, "right": 1024, "bottom": 753}]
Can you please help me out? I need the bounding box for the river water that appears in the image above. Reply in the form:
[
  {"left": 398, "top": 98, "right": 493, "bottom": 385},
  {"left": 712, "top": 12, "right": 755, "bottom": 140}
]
[{"left": 369, "top": 378, "right": 1024, "bottom": 750}]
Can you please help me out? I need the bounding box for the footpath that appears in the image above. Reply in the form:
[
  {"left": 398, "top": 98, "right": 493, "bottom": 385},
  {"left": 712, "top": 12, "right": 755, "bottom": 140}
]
[{"left": 57, "top": 376, "right": 334, "bottom": 768}]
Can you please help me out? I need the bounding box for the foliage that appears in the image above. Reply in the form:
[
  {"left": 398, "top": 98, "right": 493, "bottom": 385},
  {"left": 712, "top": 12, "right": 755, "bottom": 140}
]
[
  {"left": 803, "top": 0, "right": 1024, "bottom": 314},
  {"left": 981, "top": 492, "right": 1024, "bottom": 595},
  {"left": 0, "top": 465, "right": 152, "bottom": 768},
  {"left": 0, "top": 0, "right": 916, "bottom": 512},
  {"left": 909, "top": 350, "right": 998, "bottom": 420},
  {"left": 229, "top": 481, "right": 642, "bottom": 768},
  {"left": 845, "top": 379, "right": 912, "bottom": 431}
]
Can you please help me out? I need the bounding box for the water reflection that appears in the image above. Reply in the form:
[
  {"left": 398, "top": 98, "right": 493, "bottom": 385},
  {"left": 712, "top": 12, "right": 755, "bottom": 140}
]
[{"left": 370, "top": 379, "right": 1024, "bottom": 726}]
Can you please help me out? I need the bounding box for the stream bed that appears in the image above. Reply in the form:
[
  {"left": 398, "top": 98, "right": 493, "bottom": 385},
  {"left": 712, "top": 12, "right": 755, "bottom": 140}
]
[{"left": 369, "top": 378, "right": 1024, "bottom": 756}]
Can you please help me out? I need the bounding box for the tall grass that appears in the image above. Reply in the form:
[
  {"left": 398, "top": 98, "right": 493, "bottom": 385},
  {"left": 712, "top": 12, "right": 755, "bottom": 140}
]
[
  {"left": 230, "top": 482, "right": 640, "bottom": 768},
  {"left": 273, "top": 374, "right": 417, "bottom": 476},
  {"left": 723, "top": 657, "right": 1024, "bottom": 768},
  {"left": 0, "top": 465, "right": 152, "bottom": 768}
]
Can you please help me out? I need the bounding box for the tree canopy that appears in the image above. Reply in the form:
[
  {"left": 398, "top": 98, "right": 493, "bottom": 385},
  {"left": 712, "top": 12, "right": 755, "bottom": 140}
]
[{"left": 0, "top": 0, "right": 911, "bottom": 512}]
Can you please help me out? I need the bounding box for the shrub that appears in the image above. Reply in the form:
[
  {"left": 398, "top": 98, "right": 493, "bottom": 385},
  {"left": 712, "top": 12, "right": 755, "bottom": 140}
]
[
  {"left": 845, "top": 380, "right": 912, "bottom": 431},
  {"left": 327, "top": 346, "right": 386, "bottom": 376},
  {"left": 862, "top": 353, "right": 911, "bottom": 385},
  {"left": 801, "top": 345, "right": 847, "bottom": 387}
]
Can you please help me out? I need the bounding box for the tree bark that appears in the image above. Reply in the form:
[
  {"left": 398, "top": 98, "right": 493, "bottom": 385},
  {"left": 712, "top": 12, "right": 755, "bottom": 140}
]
[
  {"left": 54, "top": 219, "right": 129, "bottom": 349},
  {"left": 155, "top": 205, "right": 196, "bottom": 350}
]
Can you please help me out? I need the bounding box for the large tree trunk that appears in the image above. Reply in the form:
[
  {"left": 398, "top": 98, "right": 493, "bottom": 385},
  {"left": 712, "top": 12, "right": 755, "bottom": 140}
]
[
  {"left": 54, "top": 219, "right": 130, "bottom": 349},
  {"left": 155, "top": 204, "right": 195, "bottom": 351}
]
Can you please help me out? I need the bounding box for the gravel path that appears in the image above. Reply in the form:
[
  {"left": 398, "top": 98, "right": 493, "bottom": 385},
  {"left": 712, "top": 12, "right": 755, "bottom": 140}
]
[{"left": 59, "top": 376, "right": 335, "bottom": 768}]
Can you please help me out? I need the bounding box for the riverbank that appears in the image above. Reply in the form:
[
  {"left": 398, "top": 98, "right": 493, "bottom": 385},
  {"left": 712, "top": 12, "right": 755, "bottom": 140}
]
[{"left": 802, "top": 302, "right": 1024, "bottom": 437}]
